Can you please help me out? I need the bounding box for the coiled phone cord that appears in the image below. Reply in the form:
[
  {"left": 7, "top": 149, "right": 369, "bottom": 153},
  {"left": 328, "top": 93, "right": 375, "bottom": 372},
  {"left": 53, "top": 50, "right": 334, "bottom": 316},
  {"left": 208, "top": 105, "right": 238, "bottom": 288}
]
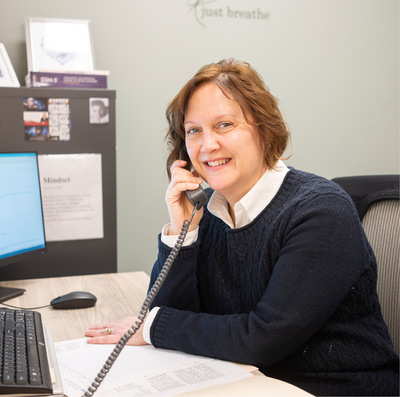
[{"left": 82, "top": 206, "right": 198, "bottom": 397}]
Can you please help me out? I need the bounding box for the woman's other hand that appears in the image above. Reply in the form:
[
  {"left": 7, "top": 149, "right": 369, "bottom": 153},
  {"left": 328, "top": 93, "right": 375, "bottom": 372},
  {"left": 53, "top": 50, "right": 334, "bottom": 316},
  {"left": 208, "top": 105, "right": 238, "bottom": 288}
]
[{"left": 85, "top": 316, "right": 148, "bottom": 345}]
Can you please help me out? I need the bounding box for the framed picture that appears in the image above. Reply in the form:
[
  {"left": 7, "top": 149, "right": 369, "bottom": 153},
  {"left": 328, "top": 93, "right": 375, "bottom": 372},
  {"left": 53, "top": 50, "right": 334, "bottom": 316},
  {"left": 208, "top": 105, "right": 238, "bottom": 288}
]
[
  {"left": 0, "top": 43, "right": 20, "bottom": 87},
  {"left": 25, "top": 17, "right": 95, "bottom": 72}
]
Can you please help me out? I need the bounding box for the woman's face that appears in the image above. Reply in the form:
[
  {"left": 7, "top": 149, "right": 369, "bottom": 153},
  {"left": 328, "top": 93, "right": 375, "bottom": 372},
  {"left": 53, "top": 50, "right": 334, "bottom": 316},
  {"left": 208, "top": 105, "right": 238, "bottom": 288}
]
[
  {"left": 90, "top": 105, "right": 102, "bottom": 123},
  {"left": 184, "top": 82, "right": 267, "bottom": 205}
]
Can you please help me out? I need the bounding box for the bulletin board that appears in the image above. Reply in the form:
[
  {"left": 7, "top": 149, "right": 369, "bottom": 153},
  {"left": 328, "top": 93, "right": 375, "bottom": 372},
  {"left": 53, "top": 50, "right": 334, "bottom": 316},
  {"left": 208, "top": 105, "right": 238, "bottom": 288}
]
[{"left": 0, "top": 87, "right": 117, "bottom": 280}]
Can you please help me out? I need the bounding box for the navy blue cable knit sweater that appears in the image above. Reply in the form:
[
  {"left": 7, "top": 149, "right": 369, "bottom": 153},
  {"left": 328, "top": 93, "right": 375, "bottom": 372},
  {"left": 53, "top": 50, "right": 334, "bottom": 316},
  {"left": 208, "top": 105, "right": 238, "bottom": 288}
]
[{"left": 149, "top": 168, "right": 399, "bottom": 396}]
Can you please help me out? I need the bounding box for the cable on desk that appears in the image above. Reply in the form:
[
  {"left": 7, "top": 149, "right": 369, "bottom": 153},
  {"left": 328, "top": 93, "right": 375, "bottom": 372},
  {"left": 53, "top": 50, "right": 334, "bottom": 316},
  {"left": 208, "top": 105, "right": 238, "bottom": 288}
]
[
  {"left": 0, "top": 303, "right": 51, "bottom": 310},
  {"left": 82, "top": 205, "right": 198, "bottom": 397}
]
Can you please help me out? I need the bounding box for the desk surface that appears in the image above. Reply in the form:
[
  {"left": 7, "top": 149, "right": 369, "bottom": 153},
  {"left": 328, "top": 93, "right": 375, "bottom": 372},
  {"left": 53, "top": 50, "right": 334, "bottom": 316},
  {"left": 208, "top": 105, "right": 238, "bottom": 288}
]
[
  {"left": 0, "top": 272, "right": 312, "bottom": 396},
  {"left": 0, "top": 271, "right": 150, "bottom": 342}
]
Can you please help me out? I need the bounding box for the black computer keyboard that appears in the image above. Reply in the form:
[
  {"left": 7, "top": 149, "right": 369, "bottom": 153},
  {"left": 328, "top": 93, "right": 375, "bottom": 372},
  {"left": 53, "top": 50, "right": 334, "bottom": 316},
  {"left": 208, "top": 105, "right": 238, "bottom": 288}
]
[{"left": 0, "top": 309, "right": 53, "bottom": 395}]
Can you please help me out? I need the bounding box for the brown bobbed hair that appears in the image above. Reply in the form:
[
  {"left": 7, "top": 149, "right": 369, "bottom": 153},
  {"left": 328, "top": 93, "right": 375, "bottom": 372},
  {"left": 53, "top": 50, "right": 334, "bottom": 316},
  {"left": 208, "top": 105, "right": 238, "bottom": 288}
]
[{"left": 165, "top": 59, "right": 291, "bottom": 179}]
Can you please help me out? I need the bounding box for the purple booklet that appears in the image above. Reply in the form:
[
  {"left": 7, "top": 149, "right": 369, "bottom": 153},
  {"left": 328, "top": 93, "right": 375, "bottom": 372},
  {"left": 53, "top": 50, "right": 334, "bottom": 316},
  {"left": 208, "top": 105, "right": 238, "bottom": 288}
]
[{"left": 26, "top": 71, "right": 108, "bottom": 89}]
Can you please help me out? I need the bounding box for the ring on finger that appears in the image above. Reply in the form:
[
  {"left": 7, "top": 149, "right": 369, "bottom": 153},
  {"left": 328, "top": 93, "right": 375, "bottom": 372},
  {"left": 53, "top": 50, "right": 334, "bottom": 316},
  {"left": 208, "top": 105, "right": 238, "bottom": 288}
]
[{"left": 105, "top": 327, "right": 112, "bottom": 335}]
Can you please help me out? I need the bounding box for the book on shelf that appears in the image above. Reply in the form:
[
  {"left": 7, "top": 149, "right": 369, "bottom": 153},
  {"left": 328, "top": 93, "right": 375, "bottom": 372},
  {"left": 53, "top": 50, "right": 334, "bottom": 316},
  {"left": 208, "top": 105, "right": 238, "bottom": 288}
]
[{"left": 25, "top": 70, "right": 109, "bottom": 89}]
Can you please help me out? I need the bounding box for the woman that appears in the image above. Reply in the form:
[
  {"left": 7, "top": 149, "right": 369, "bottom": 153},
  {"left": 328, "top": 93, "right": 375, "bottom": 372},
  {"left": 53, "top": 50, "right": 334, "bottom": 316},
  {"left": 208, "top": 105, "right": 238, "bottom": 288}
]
[{"left": 86, "top": 59, "right": 399, "bottom": 396}]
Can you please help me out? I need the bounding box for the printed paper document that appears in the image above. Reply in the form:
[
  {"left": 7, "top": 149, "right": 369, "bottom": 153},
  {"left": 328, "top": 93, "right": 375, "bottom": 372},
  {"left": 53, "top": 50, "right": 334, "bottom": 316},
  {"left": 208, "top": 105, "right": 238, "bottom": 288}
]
[
  {"left": 38, "top": 153, "right": 103, "bottom": 242},
  {"left": 55, "top": 338, "right": 253, "bottom": 396}
]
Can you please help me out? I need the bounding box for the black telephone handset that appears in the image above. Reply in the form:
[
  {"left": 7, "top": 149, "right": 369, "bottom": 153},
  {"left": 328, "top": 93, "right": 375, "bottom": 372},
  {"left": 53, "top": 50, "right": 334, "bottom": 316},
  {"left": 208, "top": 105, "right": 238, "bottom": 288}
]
[
  {"left": 82, "top": 151, "right": 207, "bottom": 397},
  {"left": 180, "top": 149, "right": 208, "bottom": 209}
]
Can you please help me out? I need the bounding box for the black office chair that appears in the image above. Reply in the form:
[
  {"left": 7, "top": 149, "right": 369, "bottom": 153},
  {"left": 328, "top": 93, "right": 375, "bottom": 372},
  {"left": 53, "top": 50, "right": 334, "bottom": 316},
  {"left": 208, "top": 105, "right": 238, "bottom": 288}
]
[{"left": 332, "top": 175, "right": 400, "bottom": 355}]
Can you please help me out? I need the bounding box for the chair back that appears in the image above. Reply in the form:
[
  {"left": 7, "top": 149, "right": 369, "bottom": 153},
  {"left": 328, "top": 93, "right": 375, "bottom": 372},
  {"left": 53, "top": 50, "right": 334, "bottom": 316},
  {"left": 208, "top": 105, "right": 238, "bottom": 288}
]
[
  {"left": 362, "top": 200, "right": 399, "bottom": 355},
  {"left": 332, "top": 175, "right": 399, "bottom": 355}
]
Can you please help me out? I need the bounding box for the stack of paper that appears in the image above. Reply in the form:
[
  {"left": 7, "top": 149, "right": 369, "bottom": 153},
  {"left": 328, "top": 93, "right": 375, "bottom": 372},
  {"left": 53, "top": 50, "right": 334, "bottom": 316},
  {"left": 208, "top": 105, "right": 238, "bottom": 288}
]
[{"left": 55, "top": 339, "right": 253, "bottom": 397}]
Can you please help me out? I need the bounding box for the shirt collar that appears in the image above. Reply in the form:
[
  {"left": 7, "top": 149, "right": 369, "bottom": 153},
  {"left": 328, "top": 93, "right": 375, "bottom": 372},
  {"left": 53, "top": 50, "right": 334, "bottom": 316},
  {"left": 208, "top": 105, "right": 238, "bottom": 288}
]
[{"left": 207, "top": 160, "right": 289, "bottom": 228}]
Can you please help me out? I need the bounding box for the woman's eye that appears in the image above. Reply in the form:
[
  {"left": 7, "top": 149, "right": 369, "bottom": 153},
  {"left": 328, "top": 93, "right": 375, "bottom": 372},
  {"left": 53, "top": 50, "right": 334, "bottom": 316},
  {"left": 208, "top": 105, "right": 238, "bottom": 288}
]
[
  {"left": 186, "top": 127, "right": 199, "bottom": 135},
  {"left": 218, "top": 122, "right": 234, "bottom": 131}
]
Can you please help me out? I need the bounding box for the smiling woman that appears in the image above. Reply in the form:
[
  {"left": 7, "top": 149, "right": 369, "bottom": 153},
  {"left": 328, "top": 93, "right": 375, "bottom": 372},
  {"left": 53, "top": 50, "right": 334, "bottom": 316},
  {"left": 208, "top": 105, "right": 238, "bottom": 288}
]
[
  {"left": 183, "top": 82, "right": 267, "bottom": 206},
  {"left": 166, "top": 58, "right": 290, "bottom": 177},
  {"left": 86, "top": 59, "right": 399, "bottom": 397}
]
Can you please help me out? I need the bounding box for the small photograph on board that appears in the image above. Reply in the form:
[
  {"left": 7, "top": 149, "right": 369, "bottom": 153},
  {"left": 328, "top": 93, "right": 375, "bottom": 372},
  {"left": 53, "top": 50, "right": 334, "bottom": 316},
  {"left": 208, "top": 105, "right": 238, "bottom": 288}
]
[
  {"left": 23, "top": 97, "right": 49, "bottom": 141},
  {"left": 89, "top": 97, "right": 109, "bottom": 124},
  {"left": 23, "top": 96, "right": 47, "bottom": 111},
  {"left": 23, "top": 97, "right": 71, "bottom": 141},
  {"left": 24, "top": 114, "right": 49, "bottom": 141}
]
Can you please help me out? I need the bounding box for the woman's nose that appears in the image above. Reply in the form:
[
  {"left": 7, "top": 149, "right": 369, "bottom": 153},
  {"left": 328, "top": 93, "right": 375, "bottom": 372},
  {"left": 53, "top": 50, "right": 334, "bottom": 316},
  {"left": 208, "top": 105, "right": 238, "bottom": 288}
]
[{"left": 200, "top": 130, "right": 220, "bottom": 153}]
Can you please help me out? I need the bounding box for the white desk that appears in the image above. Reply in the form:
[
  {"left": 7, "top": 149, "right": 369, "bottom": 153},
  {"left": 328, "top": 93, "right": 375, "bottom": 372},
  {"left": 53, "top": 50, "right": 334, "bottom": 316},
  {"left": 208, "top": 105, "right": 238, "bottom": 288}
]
[{"left": 0, "top": 272, "right": 312, "bottom": 396}]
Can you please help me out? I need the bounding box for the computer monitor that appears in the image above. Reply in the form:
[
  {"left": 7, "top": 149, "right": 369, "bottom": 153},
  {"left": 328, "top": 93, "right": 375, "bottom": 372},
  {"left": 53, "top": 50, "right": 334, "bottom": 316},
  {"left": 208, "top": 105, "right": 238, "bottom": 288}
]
[{"left": 0, "top": 152, "right": 47, "bottom": 302}]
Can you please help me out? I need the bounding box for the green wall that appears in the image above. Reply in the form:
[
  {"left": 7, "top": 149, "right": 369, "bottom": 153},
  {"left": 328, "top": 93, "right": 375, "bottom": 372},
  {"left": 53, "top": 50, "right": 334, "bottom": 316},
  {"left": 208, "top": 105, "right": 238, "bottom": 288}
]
[{"left": 1, "top": 0, "right": 398, "bottom": 274}]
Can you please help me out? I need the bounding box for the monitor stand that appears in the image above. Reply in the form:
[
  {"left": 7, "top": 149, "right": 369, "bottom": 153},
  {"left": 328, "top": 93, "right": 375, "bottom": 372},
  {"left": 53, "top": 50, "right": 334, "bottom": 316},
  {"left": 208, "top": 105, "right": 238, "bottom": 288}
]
[{"left": 0, "top": 286, "right": 26, "bottom": 303}]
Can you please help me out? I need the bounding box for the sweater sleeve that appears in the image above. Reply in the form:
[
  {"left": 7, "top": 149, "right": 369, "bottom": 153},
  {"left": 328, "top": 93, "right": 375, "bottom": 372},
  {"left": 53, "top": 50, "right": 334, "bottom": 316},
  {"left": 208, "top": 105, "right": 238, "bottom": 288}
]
[
  {"left": 149, "top": 234, "right": 202, "bottom": 312},
  {"left": 149, "top": 193, "right": 372, "bottom": 368}
]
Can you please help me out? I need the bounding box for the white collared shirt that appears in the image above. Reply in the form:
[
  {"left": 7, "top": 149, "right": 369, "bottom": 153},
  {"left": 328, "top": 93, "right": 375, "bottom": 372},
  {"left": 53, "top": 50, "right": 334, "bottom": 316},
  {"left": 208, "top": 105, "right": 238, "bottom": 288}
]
[
  {"left": 207, "top": 160, "right": 289, "bottom": 228},
  {"left": 144, "top": 160, "right": 289, "bottom": 343}
]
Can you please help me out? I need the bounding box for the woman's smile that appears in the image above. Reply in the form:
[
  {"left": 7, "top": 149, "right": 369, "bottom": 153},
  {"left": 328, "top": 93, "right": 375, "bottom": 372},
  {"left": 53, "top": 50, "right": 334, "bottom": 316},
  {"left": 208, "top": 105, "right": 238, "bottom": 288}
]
[{"left": 204, "top": 158, "right": 231, "bottom": 168}]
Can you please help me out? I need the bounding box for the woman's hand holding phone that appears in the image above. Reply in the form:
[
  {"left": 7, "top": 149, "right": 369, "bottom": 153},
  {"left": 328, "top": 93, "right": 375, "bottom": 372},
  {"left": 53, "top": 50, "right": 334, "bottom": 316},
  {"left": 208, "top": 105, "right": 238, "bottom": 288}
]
[{"left": 166, "top": 160, "right": 204, "bottom": 235}]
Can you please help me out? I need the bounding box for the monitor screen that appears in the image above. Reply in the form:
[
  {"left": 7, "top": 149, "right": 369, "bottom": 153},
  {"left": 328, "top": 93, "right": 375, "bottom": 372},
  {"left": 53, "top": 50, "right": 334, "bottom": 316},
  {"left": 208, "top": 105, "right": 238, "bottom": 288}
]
[{"left": 0, "top": 152, "right": 46, "bottom": 301}]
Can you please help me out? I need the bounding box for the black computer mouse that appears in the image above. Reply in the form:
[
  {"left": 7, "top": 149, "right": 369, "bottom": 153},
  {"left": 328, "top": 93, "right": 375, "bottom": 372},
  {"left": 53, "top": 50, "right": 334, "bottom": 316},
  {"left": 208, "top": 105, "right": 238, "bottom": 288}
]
[{"left": 50, "top": 291, "right": 97, "bottom": 310}]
